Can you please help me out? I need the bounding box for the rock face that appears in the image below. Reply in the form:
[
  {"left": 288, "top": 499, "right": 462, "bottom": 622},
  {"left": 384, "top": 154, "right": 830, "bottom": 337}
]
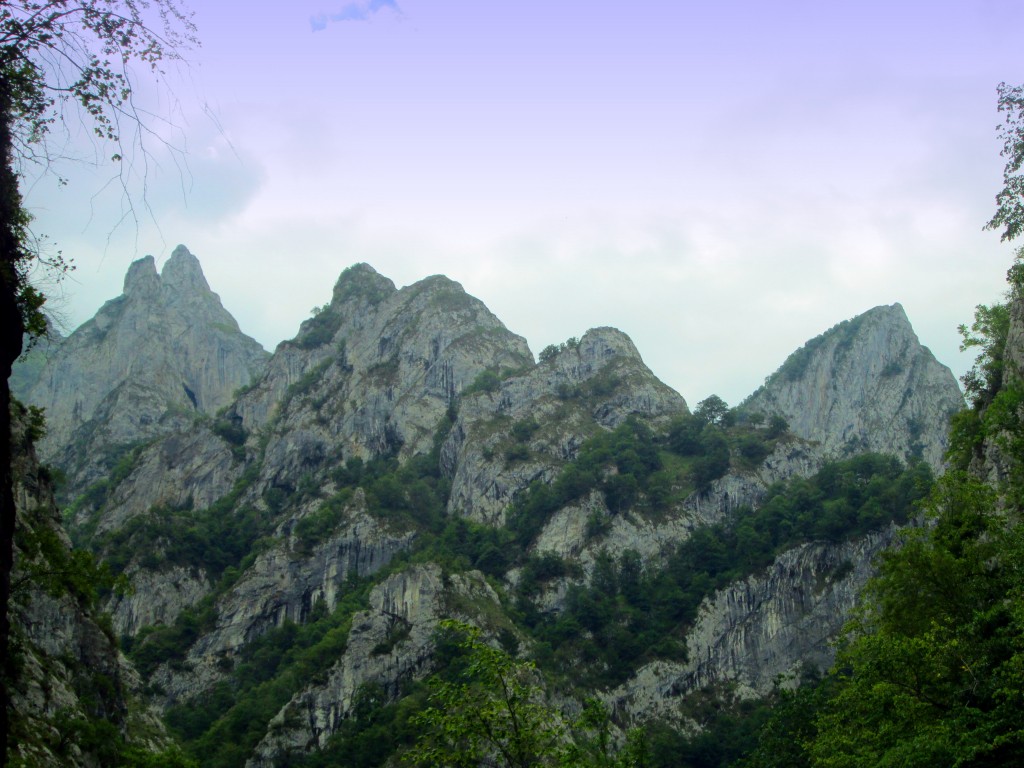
[
  {"left": 18, "top": 254, "right": 972, "bottom": 767},
  {"left": 147, "top": 492, "right": 417, "bottom": 704},
  {"left": 610, "top": 526, "right": 900, "bottom": 721},
  {"left": 18, "top": 245, "right": 269, "bottom": 494},
  {"left": 444, "top": 328, "right": 688, "bottom": 524},
  {"left": 744, "top": 304, "right": 964, "bottom": 471},
  {"left": 7, "top": 404, "right": 167, "bottom": 766},
  {"left": 247, "top": 564, "right": 501, "bottom": 768}
]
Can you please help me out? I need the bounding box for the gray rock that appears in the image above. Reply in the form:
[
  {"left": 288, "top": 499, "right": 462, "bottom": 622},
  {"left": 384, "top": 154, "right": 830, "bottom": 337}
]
[
  {"left": 247, "top": 564, "right": 501, "bottom": 767},
  {"left": 20, "top": 245, "right": 269, "bottom": 494},
  {"left": 744, "top": 304, "right": 964, "bottom": 471}
]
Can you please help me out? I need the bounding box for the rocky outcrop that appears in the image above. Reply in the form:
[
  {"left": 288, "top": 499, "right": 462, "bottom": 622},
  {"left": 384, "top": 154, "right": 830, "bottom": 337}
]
[
  {"left": 531, "top": 441, "right": 823, "bottom": 575},
  {"left": 8, "top": 404, "right": 169, "bottom": 766},
  {"left": 444, "top": 328, "right": 688, "bottom": 524},
  {"left": 20, "top": 245, "right": 269, "bottom": 494},
  {"left": 247, "top": 564, "right": 501, "bottom": 767},
  {"left": 83, "top": 425, "right": 243, "bottom": 536},
  {"left": 611, "top": 527, "right": 899, "bottom": 722},
  {"left": 151, "top": 494, "right": 415, "bottom": 704},
  {"left": 109, "top": 564, "right": 211, "bottom": 638},
  {"left": 744, "top": 304, "right": 963, "bottom": 471}
]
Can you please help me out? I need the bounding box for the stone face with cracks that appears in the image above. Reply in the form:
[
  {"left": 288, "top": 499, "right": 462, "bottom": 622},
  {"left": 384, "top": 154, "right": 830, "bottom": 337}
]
[
  {"left": 17, "top": 245, "right": 269, "bottom": 495},
  {"left": 14, "top": 248, "right": 974, "bottom": 765}
]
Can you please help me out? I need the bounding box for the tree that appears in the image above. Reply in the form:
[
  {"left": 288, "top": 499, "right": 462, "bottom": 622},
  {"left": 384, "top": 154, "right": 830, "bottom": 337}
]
[
  {"left": 0, "top": 2, "right": 197, "bottom": 762},
  {"left": 807, "top": 472, "right": 1024, "bottom": 767},
  {"left": 986, "top": 82, "right": 1024, "bottom": 243},
  {"left": 406, "top": 621, "right": 648, "bottom": 768},
  {"left": 694, "top": 395, "right": 730, "bottom": 426},
  {"left": 405, "top": 620, "right": 570, "bottom": 768}
]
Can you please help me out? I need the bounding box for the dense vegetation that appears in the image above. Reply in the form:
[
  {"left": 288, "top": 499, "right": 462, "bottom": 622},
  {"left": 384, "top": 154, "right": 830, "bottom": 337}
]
[
  {"left": 521, "top": 452, "right": 931, "bottom": 689},
  {"left": 76, "top": 384, "right": 934, "bottom": 768},
  {"left": 741, "top": 259, "right": 1024, "bottom": 768}
]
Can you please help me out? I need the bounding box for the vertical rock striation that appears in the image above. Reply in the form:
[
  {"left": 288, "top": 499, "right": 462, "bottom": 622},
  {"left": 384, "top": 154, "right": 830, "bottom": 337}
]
[
  {"left": 18, "top": 245, "right": 269, "bottom": 494},
  {"left": 744, "top": 304, "right": 963, "bottom": 471}
]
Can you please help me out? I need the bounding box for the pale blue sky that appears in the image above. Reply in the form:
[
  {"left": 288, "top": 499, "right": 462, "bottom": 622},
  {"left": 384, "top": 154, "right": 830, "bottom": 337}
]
[{"left": 21, "top": 0, "right": 1024, "bottom": 406}]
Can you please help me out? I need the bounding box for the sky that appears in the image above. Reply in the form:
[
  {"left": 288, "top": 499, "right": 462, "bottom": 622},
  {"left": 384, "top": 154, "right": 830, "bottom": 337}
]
[{"left": 18, "top": 0, "right": 1024, "bottom": 407}]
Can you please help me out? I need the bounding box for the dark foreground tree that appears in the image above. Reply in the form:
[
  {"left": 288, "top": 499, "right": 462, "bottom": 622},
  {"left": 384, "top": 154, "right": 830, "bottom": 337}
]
[{"left": 0, "top": 3, "right": 197, "bottom": 763}]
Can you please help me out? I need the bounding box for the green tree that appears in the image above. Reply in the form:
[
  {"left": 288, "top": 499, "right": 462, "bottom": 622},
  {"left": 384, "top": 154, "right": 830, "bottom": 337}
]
[
  {"left": 986, "top": 82, "right": 1024, "bottom": 243},
  {"left": 0, "top": 2, "right": 197, "bottom": 762},
  {"left": 405, "top": 621, "right": 570, "bottom": 768},
  {"left": 694, "top": 395, "right": 730, "bottom": 426},
  {"left": 808, "top": 472, "right": 1024, "bottom": 767},
  {"left": 406, "top": 621, "right": 648, "bottom": 768}
]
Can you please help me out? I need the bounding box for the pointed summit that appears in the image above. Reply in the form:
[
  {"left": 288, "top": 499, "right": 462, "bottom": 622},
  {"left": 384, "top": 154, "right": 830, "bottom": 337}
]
[
  {"left": 161, "top": 244, "right": 211, "bottom": 293},
  {"left": 744, "top": 304, "right": 963, "bottom": 469},
  {"left": 19, "top": 244, "right": 270, "bottom": 494},
  {"left": 122, "top": 255, "right": 159, "bottom": 296}
]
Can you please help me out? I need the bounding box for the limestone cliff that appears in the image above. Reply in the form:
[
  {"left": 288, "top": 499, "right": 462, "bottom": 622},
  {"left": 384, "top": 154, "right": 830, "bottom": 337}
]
[
  {"left": 21, "top": 256, "right": 972, "bottom": 767},
  {"left": 744, "top": 304, "right": 963, "bottom": 471},
  {"left": 247, "top": 564, "right": 501, "bottom": 768},
  {"left": 7, "top": 404, "right": 169, "bottom": 766},
  {"left": 19, "top": 245, "right": 269, "bottom": 494},
  {"left": 610, "top": 526, "right": 900, "bottom": 722}
]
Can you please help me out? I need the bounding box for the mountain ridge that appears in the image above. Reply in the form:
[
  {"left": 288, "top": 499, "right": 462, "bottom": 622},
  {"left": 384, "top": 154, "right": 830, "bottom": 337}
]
[{"left": 9, "top": 246, "right": 969, "bottom": 767}]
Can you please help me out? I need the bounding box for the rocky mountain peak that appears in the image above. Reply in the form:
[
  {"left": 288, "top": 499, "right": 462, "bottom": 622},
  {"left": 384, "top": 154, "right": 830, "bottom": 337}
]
[
  {"left": 744, "top": 302, "right": 964, "bottom": 469},
  {"left": 16, "top": 245, "right": 270, "bottom": 493},
  {"left": 122, "top": 254, "right": 160, "bottom": 296},
  {"left": 160, "top": 244, "right": 211, "bottom": 294},
  {"left": 330, "top": 262, "right": 397, "bottom": 307}
]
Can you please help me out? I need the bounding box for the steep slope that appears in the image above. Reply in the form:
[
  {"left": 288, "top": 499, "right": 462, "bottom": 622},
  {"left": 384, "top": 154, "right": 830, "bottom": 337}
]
[
  {"left": 7, "top": 403, "right": 177, "bottom": 766},
  {"left": 443, "top": 327, "right": 688, "bottom": 524},
  {"left": 41, "top": 262, "right": 965, "bottom": 767},
  {"left": 19, "top": 245, "right": 269, "bottom": 494},
  {"left": 744, "top": 303, "right": 964, "bottom": 470}
]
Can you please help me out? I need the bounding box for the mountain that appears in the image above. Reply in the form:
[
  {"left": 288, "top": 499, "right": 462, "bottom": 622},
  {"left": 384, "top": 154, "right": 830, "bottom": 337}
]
[
  {"left": 6, "top": 402, "right": 184, "bottom": 766},
  {"left": 13, "top": 245, "right": 269, "bottom": 496},
  {"left": 744, "top": 303, "right": 964, "bottom": 469},
  {"left": 9, "top": 248, "right": 968, "bottom": 767}
]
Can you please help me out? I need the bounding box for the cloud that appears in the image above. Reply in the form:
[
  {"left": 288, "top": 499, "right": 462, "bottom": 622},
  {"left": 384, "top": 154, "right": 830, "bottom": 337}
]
[{"left": 310, "top": 0, "right": 400, "bottom": 31}]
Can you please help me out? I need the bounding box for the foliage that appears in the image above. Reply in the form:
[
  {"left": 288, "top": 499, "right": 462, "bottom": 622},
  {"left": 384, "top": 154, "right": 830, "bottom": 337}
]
[
  {"left": 520, "top": 454, "right": 931, "bottom": 689},
  {"left": 807, "top": 472, "right": 1024, "bottom": 767},
  {"left": 644, "top": 686, "right": 776, "bottom": 768},
  {"left": 464, "top": 368, "right": 502, "bottom": 395},
  {"left": 405, "top": 620, "right": 647, "bottom": 768},
  {"left": 294, "top": 309, "right": 343, "bottom": 349},
  {"left": 13, "top": 519, "right": 122, "bottom": 611},
  {"left": 959, "top": 300, "right": 1012, "bottom": 408},
  {"left": 986, "top": 82, "right": 1024, "bottom": 243},
  {"left": 405, "top": 620, "right": 570, "bottom": 768},
  {"left": 538, "top": 336, "right": 581, "bottom": 364},
  {"left": 694, "top": 395, "right": 731, "bottom": 426}
]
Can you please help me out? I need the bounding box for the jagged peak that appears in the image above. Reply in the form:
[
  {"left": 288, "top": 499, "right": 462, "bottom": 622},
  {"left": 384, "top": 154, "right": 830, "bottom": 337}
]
[
  {"left": 161, "top": 244, "right": 211, "bottom": 293},
  {"left": 122, "top": 255, "right": 159, "bottom": 295},
  {"left": 331, "top": 263, "right": 397, "bottom": 307},
  {"left": 761, "top": 303, "right": 920, "bottom": 387}
]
